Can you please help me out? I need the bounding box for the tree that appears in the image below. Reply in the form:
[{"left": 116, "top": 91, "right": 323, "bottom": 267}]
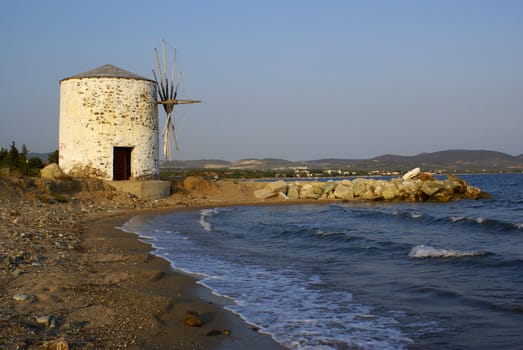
[
  {"left": 19, "top": 144, "right": 30, "bottom": 175},
  {"left": 0, "top": 147, "right": 7, "bottom": 167},
  {"left": 28, "top": 157, "right": 43, "bottom": 169},
  {"left": 48, "top": 150, "right": 59, "bottom": 164},
  {"left": 7, "top": 141, "right": 20, "bottom": 169},
  {"left": 1, "top": 142, "right": 46, "bottom": 176},
  {"left": 20, "top": 144, "right": 28, "bottom": 163}
]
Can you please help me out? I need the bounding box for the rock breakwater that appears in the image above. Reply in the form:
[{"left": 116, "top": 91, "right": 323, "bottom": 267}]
[{"left": 254, "top": 171, "right": 490, "bottom": 202}]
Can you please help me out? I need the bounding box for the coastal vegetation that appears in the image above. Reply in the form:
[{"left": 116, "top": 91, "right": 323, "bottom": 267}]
[
  {"left": 0, "top": 142, "right": 45, "bottom": 177},
  {"left": 160, "top": 168, "right": 369, "bottom": 181}
]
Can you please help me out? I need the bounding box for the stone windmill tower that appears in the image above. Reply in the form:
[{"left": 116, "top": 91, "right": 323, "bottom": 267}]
[{"left": 59, "top": 64, "right": 160, "bottom": 181}]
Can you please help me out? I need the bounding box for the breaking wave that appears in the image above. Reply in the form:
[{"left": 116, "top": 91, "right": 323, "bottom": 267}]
[
  {"left": 199, "top": 208, "right": 219, "bottom": 232},
  {"left": 409, "top": 245, "right": 488, "bottom": 259}
]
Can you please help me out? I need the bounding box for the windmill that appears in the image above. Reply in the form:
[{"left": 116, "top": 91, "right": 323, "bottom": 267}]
[{"left": 153, "top": 39, "right": 201, "bottom": 160}]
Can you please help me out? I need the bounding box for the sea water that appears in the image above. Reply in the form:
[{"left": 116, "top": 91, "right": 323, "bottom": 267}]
[{"left": 121, "top": 174, "right": 523, "bottom": 349}]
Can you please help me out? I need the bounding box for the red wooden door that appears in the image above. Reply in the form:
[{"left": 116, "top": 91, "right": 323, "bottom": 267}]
[{"left": 113, "top": 147, "right": 132, "bottom": 180}]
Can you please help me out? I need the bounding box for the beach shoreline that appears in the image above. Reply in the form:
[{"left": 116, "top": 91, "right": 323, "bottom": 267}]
[
  {"left": 83, "top": 208, "right": 285, "bottom": 350},
  {"left": 0, "top": 176, "right": 285, "bottom": 349},
  {"left": 0, "top": 173, "right": 489, "bottom": 348}
]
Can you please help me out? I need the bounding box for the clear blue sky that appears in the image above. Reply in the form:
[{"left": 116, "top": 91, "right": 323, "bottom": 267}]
[{"left": 1, "top": 0, "right": 521, "bottom": 160}]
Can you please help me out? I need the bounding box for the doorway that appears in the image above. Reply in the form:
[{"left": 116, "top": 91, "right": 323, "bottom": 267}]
[{"left": 113, "top": 147, "right": 133, "bottom": 180}]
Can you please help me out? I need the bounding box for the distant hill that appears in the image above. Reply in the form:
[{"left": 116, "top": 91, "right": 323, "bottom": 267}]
[
  {"left": 28, "top": 152, "right": 51, "bottom": 162},
  {"left": 162, "top": 150, "right": 523, "bottom": 173},
  {"left": 367, "top": 150, "right": 523, "bottom": 172}
]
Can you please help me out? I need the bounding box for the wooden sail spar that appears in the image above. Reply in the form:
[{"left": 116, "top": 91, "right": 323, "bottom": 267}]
[
  {"left": 153, "top": 39, "right": 201, "bottom": 160},
  {"left": 157, "top": 98, "right": 202, "bottom": 105}
]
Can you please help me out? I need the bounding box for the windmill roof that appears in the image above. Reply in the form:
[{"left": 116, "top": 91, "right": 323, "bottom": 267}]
[{"left": 61, "top": 64, "right": 153, "bottom": 82}]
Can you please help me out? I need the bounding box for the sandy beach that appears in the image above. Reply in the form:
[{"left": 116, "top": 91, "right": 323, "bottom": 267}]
[
  {"left": 1, "top": 173, "right": 487, "bottom": 348},
  {"left": 0, "top": 176, "right": 284, "bottom": 349}
]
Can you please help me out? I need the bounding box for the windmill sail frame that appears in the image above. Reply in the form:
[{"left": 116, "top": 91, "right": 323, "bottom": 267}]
[{"left": 153, "top": 39, "right": 201, "bottom": 160}]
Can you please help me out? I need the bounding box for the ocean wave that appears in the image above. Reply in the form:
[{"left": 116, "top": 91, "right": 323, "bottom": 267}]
[
  {"left": 450, "top": 216, "right": 465, "bottom": 222},
  {"left": 448, "top": 216, "right": 522, "bottom": 232},
  {"left": 450, "top": 216, "right": 486, "bottom": 224},
  {"left": 208, "top": 266, "right": 411, "bottom": 350},
  {"left": 199, "top": 208, "right": 219, "bottom": 232},
  {"left": 118, "top": 215, "right": 158, "bottom": 238},
  {"left": 409, "top": 245, "right": 487, "bottom": 259},
  {"left": 351, "top": 206, "right": 429, "bottom": 222},
  {"left": 314, "top": 229, "right": 340, "bottom": 238}
]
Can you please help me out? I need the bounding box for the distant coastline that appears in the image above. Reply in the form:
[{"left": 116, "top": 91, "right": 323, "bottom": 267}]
[{"left": 157, "top": 149, "right": 523, "bottom": 178}]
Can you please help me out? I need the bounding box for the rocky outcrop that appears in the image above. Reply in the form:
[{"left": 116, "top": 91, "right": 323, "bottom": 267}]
[
  {"left": 253, "top": 171, "right": 490, "bottom": 202},
  {"left": 40, "top": 163, "right": 65, "bottom": 179},
  {"left": 254, "top": 180, "right": 287, "bottom": 199},
  {"left": 183, "top": 175, "right": 218, "bottom": 195}
]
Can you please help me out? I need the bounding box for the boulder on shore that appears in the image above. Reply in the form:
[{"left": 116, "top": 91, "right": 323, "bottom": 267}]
[
  {"left": 402, "top": 167, "right": 420, "bottom": 180},
  {"left": 184, "top": 310, "right": 203, "bottom": 327},
  {"left": 253, "top": 169, "right": 490, "bottom": 202},
  {"left": 334, "top": 183, "right": 353, "bottom": 200},
  {"left": 254, "top": 180, "right": 287, "bottom": 199},
  {"left": 40, "top": 163, "right": 65, "bottom": 179}
]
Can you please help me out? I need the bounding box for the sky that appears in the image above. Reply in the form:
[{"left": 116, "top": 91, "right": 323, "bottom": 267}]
[{"left": 0, "top": 0, "right": 522, "bottom": 161}]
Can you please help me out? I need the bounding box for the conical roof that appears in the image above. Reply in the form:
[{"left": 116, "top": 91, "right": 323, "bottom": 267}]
[{"left": 61, "top": 64, "right": 153, "bottom": 82}]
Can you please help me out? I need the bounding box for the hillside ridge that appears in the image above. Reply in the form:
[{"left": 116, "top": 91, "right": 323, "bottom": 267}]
[{"left": 162, "top": 149, "right": 523, "bottom": 172}]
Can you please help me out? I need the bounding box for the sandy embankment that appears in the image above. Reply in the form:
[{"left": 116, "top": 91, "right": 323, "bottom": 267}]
[{"left": 0, "top": 176, "right": 284, "bottom": 349}]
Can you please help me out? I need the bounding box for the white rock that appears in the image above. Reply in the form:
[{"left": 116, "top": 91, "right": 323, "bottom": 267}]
[
  {"left": 322, "top": 181, "right": 337, "bottom": 194},
  {"left": 334, "top": 183, "right": 354, "bottom": 200},
  {"left": 13, "top": 293, "right": 31, "bottom": 302},
  {"left": 287, "top": 184, "right": 299, "bottom": 199},
  {"left": 40, "top": 163, "right": 65, "bottom": 179},
  {"left": 382, "top": 182, "right": 399, "bottom": 200},
  {"left": 278, "top": 192, "right": 289, "bottom": 200},
  {"left": 352, "top": 178, "right": 368, "bottom": 197},
  {"left": 254, "top": 188, "right": 278, "bottom": 200},
  {"left": 300, "top": 183, "right": 321, "bottom": 199},
  {"left": 402, "top": 167, "right": 420, "bottom": 180},
  {"left": 36, "top": 315, "right": 52, "bottom": 326},
  {"left": 266, "top": 180, "right": 287, "bottom": 194}
]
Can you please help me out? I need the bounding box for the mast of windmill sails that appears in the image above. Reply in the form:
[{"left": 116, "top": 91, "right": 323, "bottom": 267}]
[{"left": 153, "top": 39, "right": 201, "bottom": 161}]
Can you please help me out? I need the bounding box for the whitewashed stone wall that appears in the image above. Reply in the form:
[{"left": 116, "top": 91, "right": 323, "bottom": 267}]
[{"left": 59, "top": 77, "right": 159, "bottom": 180}]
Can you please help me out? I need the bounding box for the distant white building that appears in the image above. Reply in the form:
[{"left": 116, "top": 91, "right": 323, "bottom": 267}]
[{"left": 59, "top": 64, "right": 159, "bottom": 180}]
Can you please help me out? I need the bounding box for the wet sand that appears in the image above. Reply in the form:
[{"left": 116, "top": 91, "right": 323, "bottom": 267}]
[{"left": 84, "top": 209, "right": 285, "bottom": 349}]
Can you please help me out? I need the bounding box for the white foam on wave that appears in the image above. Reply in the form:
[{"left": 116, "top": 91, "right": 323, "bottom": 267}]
[
  {"left": 474, "top": 217, "right": 486, "bottom": 224},
  {"left": 118, "top": 215, "right": 157, "bottom": 239},
  {"left": 127, "top": 210, "right": 415, "bottom": 349},
  {"left": 409, "top": 245, "right": 486, "bottom": 259},
  {"left": 450, "top": 216, "right": 490, "bottom": 225},
  {"left": 235, "top": 287, "right": 407, "bottom": 349},
  {"left": 199, "top": 208, "right": 219, "bottom": 232},
  {"left": 314, "top": 229, "right": 336, "bottom": 237},
  {"left": 155, "top": 238, "right": 412, "bottom": 349},
  {"left": 307, "top": 274, "right": 323, "bottom": 286},
  {"left": 198, "top": 264, "right": 412, "bottom": 350}
]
